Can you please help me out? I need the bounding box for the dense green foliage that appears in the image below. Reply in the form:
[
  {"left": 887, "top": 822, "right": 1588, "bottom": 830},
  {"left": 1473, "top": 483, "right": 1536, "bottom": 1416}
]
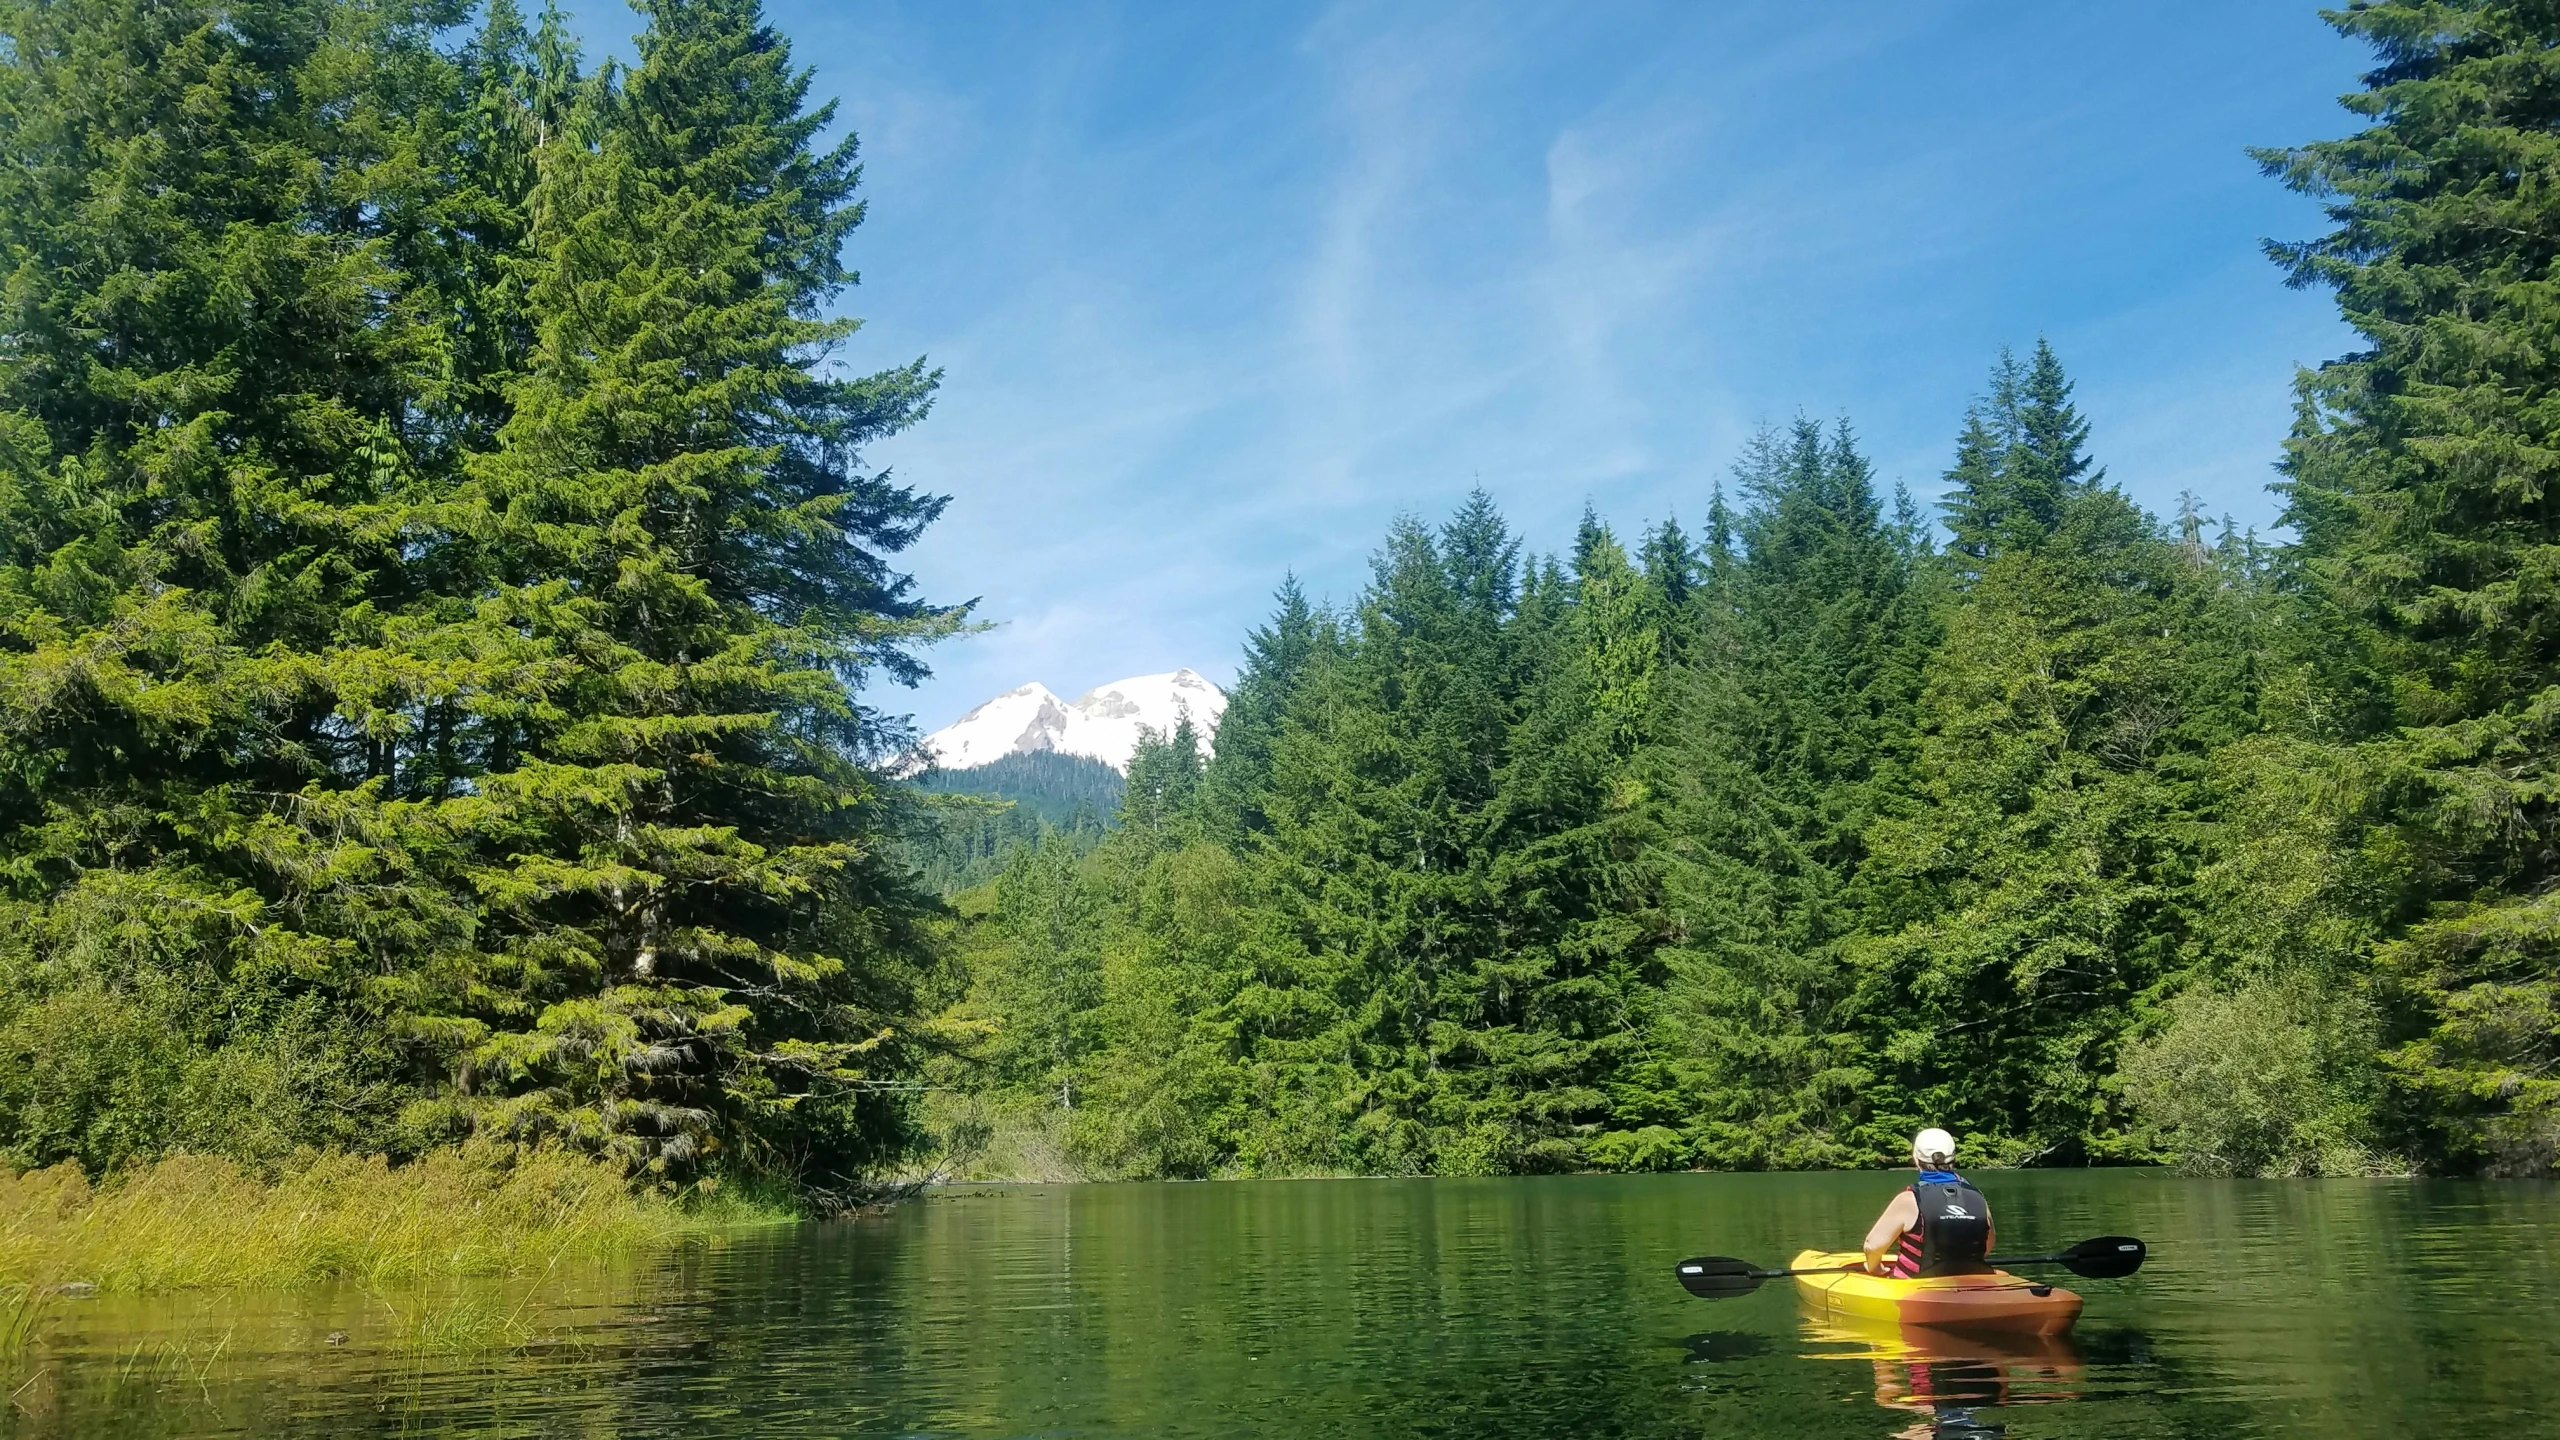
[
  {"left": 932, "top": 18, "right": 2560, "bottom": 1174},
  {"left": 915, "top": 752, "right": 1126, "bottom": 830},
  {"left": 906, "top": 751, "right": 1120, "bottom": 894},
  {"left": 9, "top": 0, "right": 2560, "bottom": 1189},
  {"left": 2232, "top": 0, "right": 2560, "bottom": 1176},
  {"left": 0, "top": 0, "right": 957, "bottom": 1202},
  {"left": 930, "top": 377, "right": 2302, "bottom": 1178}
]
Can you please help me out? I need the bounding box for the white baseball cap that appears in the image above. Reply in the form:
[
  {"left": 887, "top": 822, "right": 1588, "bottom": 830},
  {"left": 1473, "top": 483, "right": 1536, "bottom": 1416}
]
[{"left": 1912, "top": 1128, "right": 1957, "bottom": 1165}]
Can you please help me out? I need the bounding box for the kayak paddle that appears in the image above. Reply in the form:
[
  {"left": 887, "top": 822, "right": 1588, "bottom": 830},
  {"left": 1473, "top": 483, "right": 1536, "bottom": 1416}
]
[
  {"left": 1673, "top": 1256, "right": 1856, "bottom": 1298},
  {"left": 1989, "top": 1235, "right": 2148, "bottom": 1279},
  {"left": 1672, "top": 1235, "right": 2147, "bottom": 1298}
]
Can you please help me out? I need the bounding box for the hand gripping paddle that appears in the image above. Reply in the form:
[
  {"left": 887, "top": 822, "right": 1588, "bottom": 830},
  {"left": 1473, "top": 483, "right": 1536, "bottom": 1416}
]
[{"left": 1672, "top": 1235, "right": 2147, "bottom": 1299}]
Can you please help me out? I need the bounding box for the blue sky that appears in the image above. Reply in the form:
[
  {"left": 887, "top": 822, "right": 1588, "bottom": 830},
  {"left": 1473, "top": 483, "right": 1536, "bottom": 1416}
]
[{"left": 574, "top": 0, "right": 2369, "bottom": 734}]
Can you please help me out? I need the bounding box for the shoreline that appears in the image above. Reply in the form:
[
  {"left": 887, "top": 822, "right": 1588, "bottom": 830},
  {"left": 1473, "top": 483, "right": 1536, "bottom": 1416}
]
[{"left": 0, "top": 1148, "right": 796, "bottom": 1298}]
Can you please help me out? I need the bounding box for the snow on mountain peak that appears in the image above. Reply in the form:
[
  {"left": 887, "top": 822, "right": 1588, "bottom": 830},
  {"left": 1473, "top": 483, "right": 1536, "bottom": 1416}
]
[
  {"left": 922, "top": 681, "right": 1074, "bottom": 771},
  {"left": 921, "top": 668, "right": 1226, "bottom": 774}
]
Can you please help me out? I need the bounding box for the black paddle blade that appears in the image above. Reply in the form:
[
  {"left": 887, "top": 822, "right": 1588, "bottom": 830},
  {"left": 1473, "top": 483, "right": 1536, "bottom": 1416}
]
[
  {"left": 1673, "top": 1257, "right": 1766, "bottom": 1299},
  {"left": 2059, "top": 1236, "right": 2147, "bottom": 1279}
]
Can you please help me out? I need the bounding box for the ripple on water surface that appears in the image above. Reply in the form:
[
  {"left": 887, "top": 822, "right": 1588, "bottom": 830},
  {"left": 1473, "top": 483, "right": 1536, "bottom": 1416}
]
[{"left": 8, "top": 1170, "right": 2557, "bottom": 1438}]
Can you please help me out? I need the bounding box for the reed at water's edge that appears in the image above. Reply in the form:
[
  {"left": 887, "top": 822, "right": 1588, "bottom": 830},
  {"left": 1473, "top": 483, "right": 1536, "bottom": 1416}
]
[{"left": 0, "top": 1145, "right": 796, "bottom": 1295}]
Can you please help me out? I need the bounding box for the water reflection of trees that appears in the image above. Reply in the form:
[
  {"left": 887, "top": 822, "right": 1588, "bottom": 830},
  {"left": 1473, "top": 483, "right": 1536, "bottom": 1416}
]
[{"left": 27, "top": 1174, "right": 2560, "bottom": 1438}]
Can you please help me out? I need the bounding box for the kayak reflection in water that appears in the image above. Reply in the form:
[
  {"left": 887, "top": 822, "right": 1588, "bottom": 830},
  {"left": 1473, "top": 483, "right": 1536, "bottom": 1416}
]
[
  {"left": 1862, "top": 1128, "right": 1994, "bottom": 1277},
  {"left": 1868, "top": 1335, "right": 2081, "bottom": 1439},
  {"left": 1871, "top": 1354, "right": 2020, "bottom": 1440},
  {"left": 1891, "top": 1395, "right": 2007, "bottom": 1439},
  {"left": 1804, "top": 1317, "right": 2083, "bottom": 1440}
]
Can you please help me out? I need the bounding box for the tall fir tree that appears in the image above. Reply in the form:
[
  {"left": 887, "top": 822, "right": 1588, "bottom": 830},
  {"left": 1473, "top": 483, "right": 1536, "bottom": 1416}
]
[
  {"left": 1646, "top": 420, "right": 1938, "bottom": 1167},
  {"left": 1638, "top": 516, "right": 1700, "bottom": 665},
  {"left": 0, "top": 0, "right": 963, "bottom": 1195},
  {"left": 0, "top": 0, "right": 479, "bottom": 1172},
  {"left": 1857, "top": 344, "right": 2276, "bottom": 1164},
  {"left": 1229, "top": 495, "right": 1643, "bottom": 1173},
  {"left": 2245, "top": 0, "right": 2560, "bottom": 1173},
  {"left": 1942, "top": 340, "right": 2104, "bottom": 570},
  {"left": 1201, "top": 575, "right": 1320, "bottom": 843},
  {"left": 394, "top": 0, "right": 963, "bottom": 1191}
]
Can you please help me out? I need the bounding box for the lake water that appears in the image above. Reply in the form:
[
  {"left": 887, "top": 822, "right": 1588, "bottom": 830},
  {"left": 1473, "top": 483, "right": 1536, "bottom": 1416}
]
[{"left": 8, "top": 1170, "right": 2556, "bottom": 1438}]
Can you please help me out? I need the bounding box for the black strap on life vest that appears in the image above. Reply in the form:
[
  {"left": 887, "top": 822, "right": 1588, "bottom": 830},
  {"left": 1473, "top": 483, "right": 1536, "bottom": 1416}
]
[{"left": 1893, "top": 1176, "right": 1992, "bottom": 1278}]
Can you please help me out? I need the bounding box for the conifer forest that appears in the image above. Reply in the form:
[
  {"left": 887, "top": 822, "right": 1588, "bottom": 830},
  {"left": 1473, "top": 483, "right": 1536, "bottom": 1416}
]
[{"left": 4, "top": 0, "right": 2559, "bottom": 1205}]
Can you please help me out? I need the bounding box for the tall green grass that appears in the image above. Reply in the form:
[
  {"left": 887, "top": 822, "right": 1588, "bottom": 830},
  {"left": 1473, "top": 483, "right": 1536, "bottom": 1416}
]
[
  {"left": 0, "top": 1146, "right": 794, "bottom": 1294},
  {"left": 1, "top": 1280, "right": 44, "bottom": 1359}
]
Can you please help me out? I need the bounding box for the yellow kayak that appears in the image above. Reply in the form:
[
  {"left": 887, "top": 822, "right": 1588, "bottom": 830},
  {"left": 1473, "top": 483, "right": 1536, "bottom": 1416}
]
[{"left": 1789, "top": 1249, "right": 2083, "bottom": 1335}]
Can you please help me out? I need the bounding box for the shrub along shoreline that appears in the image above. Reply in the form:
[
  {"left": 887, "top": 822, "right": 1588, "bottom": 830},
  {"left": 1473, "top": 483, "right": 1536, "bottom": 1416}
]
[{"left": 0, "top": 1146, "right": 792, "bottom": 1296}]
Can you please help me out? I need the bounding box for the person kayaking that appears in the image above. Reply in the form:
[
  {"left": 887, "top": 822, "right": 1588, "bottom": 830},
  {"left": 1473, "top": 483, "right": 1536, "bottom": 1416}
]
[{"left": 1861, "top": 1128, "right": 1995, "bottom": 1277}]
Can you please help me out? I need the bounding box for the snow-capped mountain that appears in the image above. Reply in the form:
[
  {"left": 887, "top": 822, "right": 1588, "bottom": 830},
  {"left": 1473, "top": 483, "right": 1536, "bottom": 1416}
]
[
  {"left": 921, "top": 669, "right": 1227, "bottom": 773},
  {"left": 921, "top": 682, "right": 1078, "bottom": 770}
]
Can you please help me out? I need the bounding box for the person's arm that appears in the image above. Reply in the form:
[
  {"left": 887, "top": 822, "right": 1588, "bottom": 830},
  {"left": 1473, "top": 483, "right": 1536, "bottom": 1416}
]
[{"left": 1861, "top": 1190, "right": 1918, "bottom": 1276}]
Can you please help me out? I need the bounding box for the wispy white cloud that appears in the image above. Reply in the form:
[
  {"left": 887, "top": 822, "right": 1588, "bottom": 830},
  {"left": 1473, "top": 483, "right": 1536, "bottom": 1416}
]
[{"left": 743, "top": 0, "right": 2362, "bottom": 731}]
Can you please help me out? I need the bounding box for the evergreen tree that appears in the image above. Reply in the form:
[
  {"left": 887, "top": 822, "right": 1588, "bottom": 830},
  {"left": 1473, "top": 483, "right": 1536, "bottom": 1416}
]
[
  {"left": 1857, "top": 427, "right": 2263, "bottom": 1163},
  {"left": 1518, "top": 519, "right": 1677, "bottom": 1170},
  {"left": 1122, "top": 717, "right": 1207, "bottom": 836},
  {"left": 1640, "top": 517, "right": 1698, "bottom": 611},
  {"left": 1638, "top": 516, "right": 1700, "bottom": 664},
  {"left": 1231, "top": 494, "right": 1644, "bottom": 1173},
  {"left": 416, "top": 0, "right": 582, "bottom": 453},
  {"left": 392, "top": 0, "right": 961, "bottom": 1189},
  {"left": 1069, "top": 724, "right": 1250, "bottom": 1177},
  {"left": 986, "top": 835, "right": 1105, "bottom": 1115},
  {"left": 2243, "top": 0, "right": 2560, "bottom": 1173},
  {"left": 1645, "top": 420, "right": 1938, "bottom": 1167},
  {"left": 0, "top": 0, "right": 962, "bottom": 1197},
  {"left": 1564, "top": 518, "right": 1663, "bottom": 758},
  {"left": 0, "top": 0, "right": 474, "bottom": 1172},
  {"left": 1201, "top": 576, "right": 1319, "bottom": 842},
  {"left": 1942, "top": 340, "right": 2103, "bottom": 569}
]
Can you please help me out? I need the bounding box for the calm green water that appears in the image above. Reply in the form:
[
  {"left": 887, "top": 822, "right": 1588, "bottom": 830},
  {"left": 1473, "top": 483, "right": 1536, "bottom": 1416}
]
[{"left": 8, "top": 1171, "right": 2557, "bottom": 1438}]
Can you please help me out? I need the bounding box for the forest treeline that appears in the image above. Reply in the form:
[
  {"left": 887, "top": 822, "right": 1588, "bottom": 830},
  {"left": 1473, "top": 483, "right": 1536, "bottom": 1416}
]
[
  {"left": 932, "top": 322, "right": 2533, "bottom": 1179},
  {"left": 928, "top": 0, "right": 2560, "bottom": 1179},
  {"left": 1, "top": 0, "right": 2555, "bottom": 1200},
  {"left": 909, "top": 753, "right": 1120, "bottom": 895},
  {"left": 927, "top": 368, "right": 2333, "bottom": 1178}
]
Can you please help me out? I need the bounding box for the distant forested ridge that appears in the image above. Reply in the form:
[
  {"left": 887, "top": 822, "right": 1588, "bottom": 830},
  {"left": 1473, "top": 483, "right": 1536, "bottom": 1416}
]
[
  {"left": 907, "top": 753, "right": 1122, "bottom": 894},
  {"left": 5, "top": 0, "right": 2557, "bottom": 1194}
]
